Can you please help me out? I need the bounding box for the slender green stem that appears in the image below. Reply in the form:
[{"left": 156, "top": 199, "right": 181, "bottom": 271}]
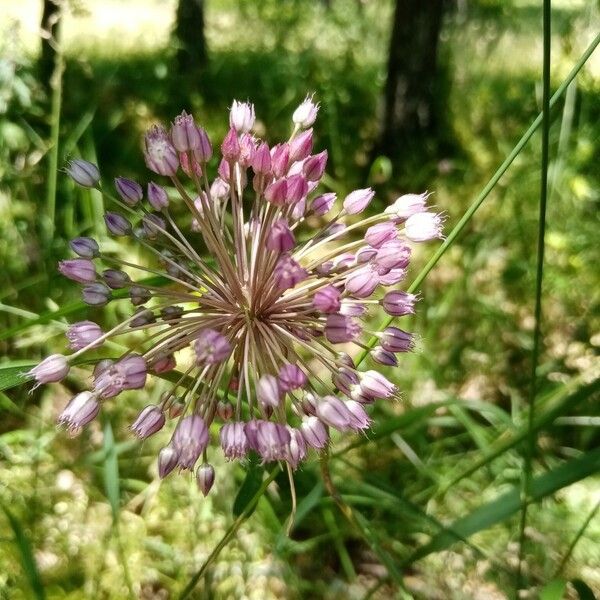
[
  {"left": 178, "top": 467, "right": 280, "bottom": 600},
  {"left": 44, "top": 1, "right": 64, "bottom": 246},
  {"left": 516, "top": 0, "right": 552, "bottom": 593},
  {"left": 354, "top": 31, "right": 600, "bottom": 369}
]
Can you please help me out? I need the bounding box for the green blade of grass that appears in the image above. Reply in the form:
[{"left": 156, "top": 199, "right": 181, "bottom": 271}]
[
  {"left": 404, "top": 445, "right": 600, "bottom": 565},
  {"left": 102, "top": 420, "right": 120, "bottom": 522},
  {"left": 0, "top": 503, "right": 46, "bottom": 600}
]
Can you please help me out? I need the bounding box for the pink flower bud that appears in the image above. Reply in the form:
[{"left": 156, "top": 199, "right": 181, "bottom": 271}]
[
  {"left": 58, "top": 391, "right": 100, "bottom": 431},
  {"left": 311, "top": 192, "right": 336, "bottom": 216},
  {"left": 292, "top": 95, "right": 319, "bottom": 129},
  {"left": 370, "top": 347, "right": 398, "bottom": 366},
  {"left": 229, "top": 100, "right": 255, "bottom": 133},
  {"left": 251, "top": 141, "right": 272, "bottom": 174},
  {"left": 303, "top": 150, "right": 328, "bottom": 181},
  {"left": 194, "top": 329, "right": 231, "bottom": 364},
  {"left": 365, "top": 222, "right": 398, "bottom": 248},
  {"left": 343, "top": 187, "right": 374, "bottom": 215},
  {"left": 385, "top": 192, "right": 429, "bottom": 221},
  {"left": 220, "top": 422, "right": 249, "bottom": 459},
  {"left": 171, "top": 110, "right": 201, "bottom": 152},
  {"left": 82, "top": 282, "right": 111, "bottom": 306},
  {"left": 325, "top": 314, "right": 361, "bottom": 343},
  {"left": 380, "top": 326, "right": 414, "bottom": 353},
  {"left": 278, "top": 363, "right": 307, "bottom": 391},
  {"left": 131, "top": 405, "right": 165, "bottom": 439},
  {"left": 312, "top": 285, "right": 341, "bottom": 313},
  {"left": 196, "top": 463, "right": 215, "bottom": 496},
  {"left": 273, "top": 255, "right": 308, "bottom": 291},
  {"left": 66, "top": 321, "right": 103, "bottom": 350},
  {"left": 28, "top": 354, "right": 70, "bottom": 385},
  {"left": 172, "top": 415, "right": 209, "bottom": 470},
  {"left": 285, "top": 174, "right": 308, "bottom": 204},
  {"left": 66, "top": 159, "right": 100, "bottom": 188},
  {"left": 144, "top": 125, "right": 179, "bottom": 176},
  {"left": 266, "top": 219, "right": 295, "bottom": 252},
  {"left": 344, "top": 265, "right": 379, "bottom": 298},
  {"left": 104, "top": 212, "right": 132, "bottom": 236},
  {"left": 152, "top": 354, "right": 176, "bottom": 374},
  {"left": 285, "top": 426, "right": 307, "bottom": 469},
  {"left": 264, "top": 178, "right": 288, "bottom": 206},
  {"left": 379, "top": 268, "right": 407, "bottom": 286},
  {"left": 193, "top": 126, "right": 213, "bottom": 162},
  {"left": 358, "top": 370, "right": 396, "bottom": 400},
  {"left": 300, "top": 416, "right": 328, "bottom": 449},
  {"left": 289, "top": 129, "right": 313, "bottom": 162},
  {"left": 271, "top": 143, "right": 290, "bottom": 177},
  {"left": 255, "top": 421, "right": 291, "bottom": 463},
  {"left": 221, "top": 127, "right": 241, "bottom": 161},
  {"left": 375, "top": 240, "right": 411, "bottom": 270},
  {"left": 58, "top": 258, "right": 96, "bottom": 283}
]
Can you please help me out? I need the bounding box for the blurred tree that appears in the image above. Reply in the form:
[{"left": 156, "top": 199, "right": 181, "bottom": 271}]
[
  {"left": 174, "top": 0, "right": 208, "bottom": 72},
  {"left": 377, "top": 0, "right": 448, "bottom": 158},
  {"left": 39, "top": 0, "right": 60, "bottom": 90}
]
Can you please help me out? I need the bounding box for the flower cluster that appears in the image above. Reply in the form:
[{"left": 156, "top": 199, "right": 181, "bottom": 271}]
[{"left": 30, "top": 96, "right": 442, "bottom": 496}]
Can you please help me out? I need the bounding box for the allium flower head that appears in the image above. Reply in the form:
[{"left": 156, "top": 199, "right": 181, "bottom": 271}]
[{"left": 30, "top": 97, "right": 442, "bottom": 492}]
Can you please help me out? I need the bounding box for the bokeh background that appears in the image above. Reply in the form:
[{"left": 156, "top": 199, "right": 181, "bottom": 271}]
[{"left": 0, "top": 0, "right": 599, "bottom": 598}]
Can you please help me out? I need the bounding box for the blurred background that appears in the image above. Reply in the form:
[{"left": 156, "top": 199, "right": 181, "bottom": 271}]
[{"left": 0, "top": 0, "right": 598, "bottom": 598}]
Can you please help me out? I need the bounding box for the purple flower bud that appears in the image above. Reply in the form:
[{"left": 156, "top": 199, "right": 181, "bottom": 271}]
[
  {"left": 404, "top": 212, "right": 444, "bottom": 242},
  {"left": 381, "top": 291, "right": 417, "bottom": 316},
  {"left": 339, "top": 300, "right": 367, "bottom": 317},
  {"left": 194, "top": 329, "right": 231, "bottom": 364},
  {"left": 375, "top": 240, "right": 411, "bottom": 270},
  {"left": 142, "top": 213, "right": 166, "bottom": 239},
  {"left": 285, "top": 174, "right": 308, "bottom": 205},
  {"left": 345, "top": 400, "right": 371, "bottom": 430},
  {"left": 380, "top": 327, "right": 414, "bottom": 353},
  {"left": 70, "top": 237, "right": 99, "bottom": 258},
  {"left": 278, "top": 363, "right": 307, "bottom": 391},
  {"left": 172, "top": 415, "right": 209, "bottom": 470},
  {"left": 220, "top": 422, "right": 248, "bottom": 459},
  {"left": 104, "top": 212, "right": 132, "bottom": 236},
  {"left": 271, "top": 143, "right": 290, "bottom": 177},
  {"left": 332, "top": 252, "right": 354, "bottom": 271},
  {"left": 217, "top": 401, "right": 234, "bottom": 420},
  {"left": 58, "top": 258, "right": 96, "bottom": 283},
  {"left": 221, "top": 127, "right": 240, "bottom": 161},
  {"left": 385, "top": 192, "right": 429, "bottom": 221},
  {"left": 257, "top": 375, "right": 282, "bottom": 410},
  {"left": 147, "top": 182, "right": 169, "bottom": 210},
  {"left": 289, "top": 129, "right": 313, "bottom": 162},
  {"left": 238, "top": 133, "right": 257, "bottom": 168},
  {"left": 66, "top": 321, "right": 103, "bottom": 350},
  {"left": 144, "top": 125, "right": 179, "bottom": 176},
  {"left": 325, "top": 314, "right": 361, "bottom": 344},
  {"left": 311, "top": 192, "right": 336, "bottom": 216},
  {"left": 292, "top": 95, "right": 319, "bottom": 129},
  {"left": 244, "top": 419, "right": 260, "bottom": 450},
  {"left": 210, "top": 177, "right": 229, "bottom": 201},
  {"left": 312, "top": 285, "right": 341, "bottom": 313},
  {"left": 65, "top": 159, "right": 100, "bottom": 187},
  {"left": 365, "top": 222, "right": 398, "bottom": 248},
  {"left": 266, "top": 219, "right": 295, "bottom": 252},
  {"left": 152, "top": 354, "right": 176, "bottom": 374},
  {"left": 300, "top": 416, "right": 328, "bottom": 449},
  {"left": 131, "top": 405, "right": 165, "bottom": 439},
  {"left": 58, "top": 391, "right": 100, "bottom": 431},
  {"left": 273, "top": 255, "right": 308, "bottom": 291},
  {"left": 355, "top": 246, "right": 378, "bottom": 264},
  {"left": 161, "top": 305, "right": 183, "bottom": 322},
  {"left": 317, "top": 396, "right": 365, "bottom": 432},
  {"left": 82, "top": 282, "right": 111, "bottom": 306},
  {"left": 251, "top": 141, "right": 271, "bottom": 174},
  {"left": 171, "top": 110, "right": 201, "bottom": 152},
  {"left": 27, "top": 354, "right": 70, "bottom": 384},
  {"left": 93, "top": 354, "right": 147, "bottom": 398},
  {"left": 303, "top": 150, "right": 328, "bottom": 181},
  {"left": 114, "top": 177, "right": 143, "bottom": 206},
  {"left": 357, "top": 370, "right": 396, "bottom": 400},
  {"left": 102, "top": 269, "right": 130, "bottom": 289},
  {"left": 343, "top": 188, "right": 374, "bottom": 215},
  {"left": 291, "top": 196, "right": 306, "bottom": 220},
  {"left": 196, "top": 463, "right": 215, "bottom": 496},
  {"left": 130, "top": 285, "right": 151, "bottom": 306},
  {"left": 158, "top": 446, "right": 179, "bottom": 478},
  {"left": 286, "top": 427, "right": 307, "bottom": 469},
  {"left": 345, "top": 265, "right": 379, "bottom": 298},
  {"left": 168, "top": 400, "right": 184, "bottom": 419},
  {"left": 255, "top": 421, "right": 291, "bottom": 463},
  {"left": 230, "top": 100, "right": 255, "bottom": 133},
  {"left": 264, "top": 178, "right": 288, "bottom": 205},
  {"left": 332, "top": 367, "right": 359, "bottom": 395},
  {"left": 179, "top": 150, "right": 202, "bottom": 178},
  {"left": 371, "top": 347, "right": 398, "bottom": 367},
  {"left": 194, "top": 126, "right": 213, "bottom": 162},
  {"left": 379, "top": 268, "right": 407, "bottom": 286}
]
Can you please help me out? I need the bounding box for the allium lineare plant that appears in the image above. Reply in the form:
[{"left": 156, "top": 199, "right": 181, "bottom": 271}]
[{"left": 28, "top": 96, "right": 442, "bottom": 497}]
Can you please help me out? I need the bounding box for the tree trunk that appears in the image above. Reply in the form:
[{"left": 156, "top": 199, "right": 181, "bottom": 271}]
[
  {"left": 378, "top": 0, "right": 447, "bottom": 157},
  {"left": 174, "top": 0, "right": 208, "bottom": 72},
  {"left": 39, "top": 0, "right": 60, "bottom": 89}
]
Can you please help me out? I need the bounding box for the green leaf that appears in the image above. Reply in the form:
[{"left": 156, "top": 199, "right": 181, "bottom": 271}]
[
  {"left": 0, "top": 361, "right": 36, "bottom": 392},
  {"left": 233, "top": 457, "right": 265, "bottom": 518},
  {"left": 539, "top": 579, "right": 567, "bottom": 600},
  {"left": 102, "top": 420, "right": 120, "bottom": 522},
  {"left": 405, "top": 446, "right": 600, "bottom": 564},
  {"left": 0, "top": 503, "right": 46, "bottom": 600},
  {"left": 571, "top": 579, "right": 596, "bottom": 600}
]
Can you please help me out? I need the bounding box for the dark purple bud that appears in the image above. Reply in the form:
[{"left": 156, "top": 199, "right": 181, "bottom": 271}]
[
  {"left": 172, "top": 415, "right": 209, "bottom": 470},
  {"left": 343, "top": 187, "right": 374, "bottom": 215},
  {"left": 194, "top": 126, "right": 213, "bottom": 163},
  {"left": 278, "top": 363, "right": 307, "bottom": 391},
  {"left": 58, "top": 258, "right": 96, "bottom": 283},
  {"left": 289, "top": 128, "right": 313, "bottom": 162},
  {"left": 311, "top": 192, "right": 336, "bottom": 216},
  {"left": 152, "top": 354, "right": 176, "bottom": 374},
  {"left": 65, "top": 159, "right": 100, "bottom": 187},
  {"left": 70, "top": 237, "right": 99, "bottom": 258},
  {"left": 66, "top": 321, "right": 103, "bottom": 350},
  {"left": 371, "top": 347, "right": 398, "bottom": 367},
  {"left": 266, "top": 218, "right": 295, "bottom": 252},
  {"left": 194, "top": 329, "right": 231, "bottom": 364},
  {"left": 325, "top": 314, "right": 361, "bottom": 344},
  {"left": 168, "top": 400, "right": 184, "bottom": 418},
  {"left": 380, "top": 327, "right": 414, "bottom": 353},
  {"left": 57, "top": 391, "right": 100, "bottom": 432},
  {"left": 27, "top": 354, "right": 69, "bottom": 385},
  {"left": 196, "top": 463, "right": 215, "bottom": 496},
  {"left": 365, "top": 222, "right": 398, "bottom": 248},
  {"left": 130, "top": 308, "right": 156, "bottom": 328},
  {"left": 144, "top": 125, "right": 179, "bottom": 176},
  {"left": 130, "top": 285, "right": 151, "bottom": 306},
  {"left": 312, "top": 285, "right": 341, "bottom": 313},
  {"left": 381, "top": 291, "right": 418, "bottom": 317},
  {"left": 158, "top": 446, "right": 179, "bottom": 478},
  {"left": 82, "top": 282, "right": 111, "bottom": 306},
  {"left": 221, "top": 127, "right": 240, "bottom": 161},
  {"left": 220, "top": 422, "right": 248, "bottom": 459},
  {"left": 303, "top": 150, "right": 328, "bottom": 181},
  {"left": 357, "top": 370, "right": 396, "bottom": 400},
  {"left": 104, "top": 212, "right": 132, "bottom": 236},
  {"left": 147, "top": 182, "right": 169, "bottom": 210},
  {"left": 217, "top": 401, "right": 234, "bottom": 420},
  {"left": 160, "top": 305, "right": 183, "bottom": 321},
  {"left": 171, "top": 110, "right": 201, "bottom": 152},
  {"left": 131, "top": 405, "right": 165, "bottom": 439},
  {"left": 103, "top": 269, "right": 130, "bottom": 289},
  {"left": 114, "top": 177, "right": 143, "bottom": 206}
]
